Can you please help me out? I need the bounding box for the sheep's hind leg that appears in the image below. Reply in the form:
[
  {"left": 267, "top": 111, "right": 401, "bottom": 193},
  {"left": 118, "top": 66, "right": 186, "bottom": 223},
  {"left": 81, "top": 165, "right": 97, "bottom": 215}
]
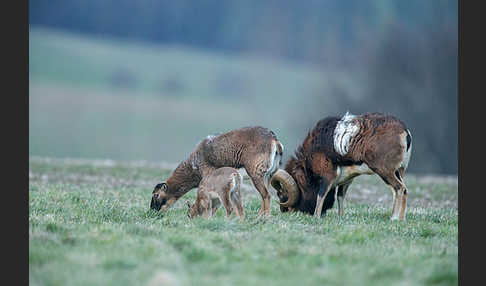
[
  {"left": 255, "top": 179, "right": 271, "bottom": 218},
  {"left": 396, "top": 168, "right": 409, "bottom": 221},
  {"left": 218, "top": 190, "right": 234, "bottom": 219},
  {"left": 376, "top": 170, "right": 407, "bottom": 221},
  {"left": 246, "top": 169, "right": 271, "bottom": 218},
  {"left": 203, "top": 198, "right": 212, "bottom": 219}
]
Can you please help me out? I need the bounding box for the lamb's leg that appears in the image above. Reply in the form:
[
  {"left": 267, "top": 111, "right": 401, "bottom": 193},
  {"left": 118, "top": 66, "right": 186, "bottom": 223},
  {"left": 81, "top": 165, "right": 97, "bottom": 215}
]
[
  {"left": 230, "top": 181, "right": 245, "bottom": 221},
  {"left": 219, "top": 191, "right": 233, "bottom": 218},
  {"left": 204, "top": 198, "right": 212, "bottom": 218}
]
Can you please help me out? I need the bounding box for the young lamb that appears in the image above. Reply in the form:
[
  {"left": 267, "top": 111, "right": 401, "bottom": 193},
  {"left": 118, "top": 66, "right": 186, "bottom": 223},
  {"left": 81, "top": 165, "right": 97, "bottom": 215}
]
[{"left": 186, "top": 167, "right": 245, "bottom": 220}]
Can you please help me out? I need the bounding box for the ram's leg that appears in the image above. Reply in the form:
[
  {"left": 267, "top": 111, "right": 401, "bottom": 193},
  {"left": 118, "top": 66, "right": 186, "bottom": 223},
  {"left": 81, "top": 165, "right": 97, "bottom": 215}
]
[
  {"left": 390, "top": 172, "right": 408, "bottom": 221},
  {"left": 396, "top": 168, "right": 409, "bottom": 221},
  {"left": 391, "top": 186, "right": 406, "bottom": 221},
  {"left": 387, "top": 185, "right": 398, "bottom": 218},
  {"left": 337, "top": 182, "right": 352, "bottom": 217},
  {"left": 314, "top": 178, "right": 333, "bottom": 219},
  {"left": 376, "top": 170, "right": 407, "bottom": 221},
  {"left": 398, "top": 185, "right": 408, "bottom": 220}
]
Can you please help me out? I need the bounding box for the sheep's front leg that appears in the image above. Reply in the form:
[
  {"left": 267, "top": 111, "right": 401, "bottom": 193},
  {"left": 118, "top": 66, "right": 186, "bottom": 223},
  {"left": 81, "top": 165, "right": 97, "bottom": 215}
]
[{"left": 314, "top": 178, "right": 333, "bottom": 219}]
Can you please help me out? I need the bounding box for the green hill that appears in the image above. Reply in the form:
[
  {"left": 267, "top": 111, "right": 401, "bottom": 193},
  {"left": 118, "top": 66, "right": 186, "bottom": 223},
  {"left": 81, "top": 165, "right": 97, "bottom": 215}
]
[{"left": 29, "top": 27, "right": 361, "bottom": 164}]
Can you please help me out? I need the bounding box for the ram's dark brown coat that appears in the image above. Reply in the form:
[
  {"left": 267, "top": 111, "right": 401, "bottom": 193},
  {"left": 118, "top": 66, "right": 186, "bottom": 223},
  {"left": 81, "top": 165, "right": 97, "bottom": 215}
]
[{"left": 271, "top": 112, "right": 412, "bottom": 220}]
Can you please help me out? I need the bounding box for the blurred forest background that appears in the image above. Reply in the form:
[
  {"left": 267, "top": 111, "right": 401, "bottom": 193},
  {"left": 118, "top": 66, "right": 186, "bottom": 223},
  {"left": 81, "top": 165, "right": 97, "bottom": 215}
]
[{"left": 29, "top": 0, "right": 457, "bottom": 174}]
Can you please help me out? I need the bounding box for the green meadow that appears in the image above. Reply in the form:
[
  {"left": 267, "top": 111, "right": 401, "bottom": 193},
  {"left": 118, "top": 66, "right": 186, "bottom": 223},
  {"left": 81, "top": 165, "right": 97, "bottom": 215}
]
[{"left": 29, "top": 157, "right": 458, "bottom": 286}]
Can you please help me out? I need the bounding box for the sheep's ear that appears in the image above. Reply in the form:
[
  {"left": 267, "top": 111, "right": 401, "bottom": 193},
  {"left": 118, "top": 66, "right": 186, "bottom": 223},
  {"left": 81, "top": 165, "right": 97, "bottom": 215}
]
[{"left": 186, "top": 200, "right": 191, "bottom": 208}]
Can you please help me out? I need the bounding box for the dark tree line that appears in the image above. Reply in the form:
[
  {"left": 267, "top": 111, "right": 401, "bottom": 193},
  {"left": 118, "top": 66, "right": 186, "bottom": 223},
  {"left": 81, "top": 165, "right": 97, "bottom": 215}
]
[
  {"left": 290, "top": 21, "right": 457, "bottom": 174},
  {"left": 29, "top": 0, "right": 456, "bottom": 65},
  {"left": 354, "top": 23, "right": 457, "bottom": 174}
]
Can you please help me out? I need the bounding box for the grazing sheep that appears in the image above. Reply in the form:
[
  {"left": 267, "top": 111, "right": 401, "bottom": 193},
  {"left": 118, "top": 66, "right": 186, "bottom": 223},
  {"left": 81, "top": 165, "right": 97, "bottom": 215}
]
[
  {"left": 271, "top": 112, "right": 412, "bottom": 221},
  {"left": 186, "top": 167, "right": 244, "bottom": 220},
  {"left": 151, "top": 126, "right": 283, "bottom": 217}
]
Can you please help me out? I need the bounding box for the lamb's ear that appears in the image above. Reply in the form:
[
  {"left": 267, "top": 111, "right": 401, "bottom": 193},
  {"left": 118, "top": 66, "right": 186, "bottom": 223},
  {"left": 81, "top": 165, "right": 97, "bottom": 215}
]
[{"left": 186, "top": 200, "right": 192, "bottom": 208}]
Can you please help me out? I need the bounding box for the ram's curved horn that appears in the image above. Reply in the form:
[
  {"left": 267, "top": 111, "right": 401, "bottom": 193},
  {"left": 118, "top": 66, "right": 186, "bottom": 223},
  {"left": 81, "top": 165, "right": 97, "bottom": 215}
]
[{"left": 270, "top": 169, "right": 299, "bottom": 208}]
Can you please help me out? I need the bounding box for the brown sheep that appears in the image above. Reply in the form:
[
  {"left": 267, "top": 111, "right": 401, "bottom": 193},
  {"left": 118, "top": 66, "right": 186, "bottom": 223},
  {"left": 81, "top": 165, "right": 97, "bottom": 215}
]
[
  {"left": 270, "top": 112, "right": 412, "bottom": 221},
  {"left": 150, "top": 126, "right": 283, "bottom": 217},
  {"left": 186, "top": 167, "right": 244, "bottom": 220}
]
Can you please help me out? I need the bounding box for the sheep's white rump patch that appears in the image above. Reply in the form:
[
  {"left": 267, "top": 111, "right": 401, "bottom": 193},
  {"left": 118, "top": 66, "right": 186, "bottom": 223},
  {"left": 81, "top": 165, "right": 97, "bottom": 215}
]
[
  {"left": 264, "top": 140, "right": 280, "bottom": 187},
  {"left": 400, "top": 129, "right": 412, "bottom": 170},
  {"left": 333, "top": 112, "right": 360, "bottom": 156}
]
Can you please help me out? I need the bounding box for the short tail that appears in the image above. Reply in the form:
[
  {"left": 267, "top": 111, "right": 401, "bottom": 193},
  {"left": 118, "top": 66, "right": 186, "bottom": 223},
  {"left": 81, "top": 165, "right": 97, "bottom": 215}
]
[
  {"left": 406, "top": 129, "right": 412, "bottom": 152},
  {"left": 264, "top": 140, "right": 283, "bottom": 188},
  {"left": 401, "top": 129, "right": 412, "bottom": 170},
  {"left": 276, "top": 140, "right": 284, "bottom": 157}
]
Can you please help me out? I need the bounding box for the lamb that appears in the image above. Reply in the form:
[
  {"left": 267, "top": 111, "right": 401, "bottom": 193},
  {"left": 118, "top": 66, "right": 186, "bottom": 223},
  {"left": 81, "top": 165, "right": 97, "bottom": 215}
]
[
  {"left": 270, "top": 112, "right": 412, "bottom": 221},
  {"left": 150, "top": 126, "right": 283, "bottom": 217},
  {"left": 186, "top": 167, "right": 244, "bottom": 220}
]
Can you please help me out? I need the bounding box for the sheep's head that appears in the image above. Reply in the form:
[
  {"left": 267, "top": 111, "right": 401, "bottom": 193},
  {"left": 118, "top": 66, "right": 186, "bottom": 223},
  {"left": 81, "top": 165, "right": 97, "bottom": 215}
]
[{"left": 150, "top": 182, "right": 177, "bottom": 212}]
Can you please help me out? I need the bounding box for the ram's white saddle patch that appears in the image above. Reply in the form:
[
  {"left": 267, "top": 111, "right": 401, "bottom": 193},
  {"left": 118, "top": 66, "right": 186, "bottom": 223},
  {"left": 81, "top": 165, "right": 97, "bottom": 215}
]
[{"left": 333, "top": 112, "right": 360, "bottom": 156}]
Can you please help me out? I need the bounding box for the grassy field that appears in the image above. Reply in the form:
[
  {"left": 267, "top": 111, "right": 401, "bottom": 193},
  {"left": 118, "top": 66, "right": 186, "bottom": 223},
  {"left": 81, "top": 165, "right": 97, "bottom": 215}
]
[{"left": 29, "top": 157, "right": 458, "bottom": 286}]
